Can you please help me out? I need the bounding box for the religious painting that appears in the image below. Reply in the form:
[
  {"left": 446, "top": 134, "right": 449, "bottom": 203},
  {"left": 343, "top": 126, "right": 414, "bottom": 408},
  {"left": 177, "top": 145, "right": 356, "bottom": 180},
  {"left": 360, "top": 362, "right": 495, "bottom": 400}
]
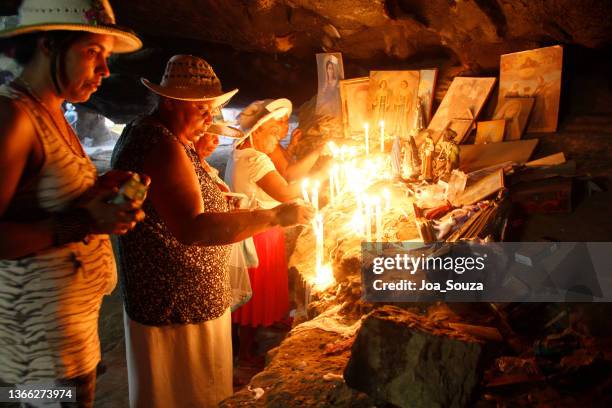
[
  {"left": 499, "top": 45, "right": 563, "bottom": 133},
  {"left": 339, "top": 77, "right": 370, "bottom": 139},
  {"left": 417, "top": 68, "right": 438, "bottom": 125},
  {"left": 425, "top": 77, "right": 496, "bottom": 144},
  {"left": 475, "top": 120, "right": 506, "bottom": 144},
  {"left": 369, "top": 70, "right": 420, "bottom": 138},
  {"left": 315, "top": 52, "right": 345, "bottom": 119},
  {"left": 493, "top": 97, "right": 535, "bottom": 141}
]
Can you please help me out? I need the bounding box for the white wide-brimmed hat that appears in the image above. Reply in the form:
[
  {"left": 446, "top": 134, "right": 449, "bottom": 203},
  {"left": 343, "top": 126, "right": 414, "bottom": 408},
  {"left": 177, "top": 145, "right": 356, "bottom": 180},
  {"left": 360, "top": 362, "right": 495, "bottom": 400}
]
[
  {"left": 141, "top": 54, "right": 238, "bottom": 104},
  {"left": 205, "top": 123, "right": 244, "bottom": 139},
  {"left": 0, "top": 0, "right": 142, "bottom": 53},
  {"left": 235, "top": 98, "right": 292, "bottom": 145}
]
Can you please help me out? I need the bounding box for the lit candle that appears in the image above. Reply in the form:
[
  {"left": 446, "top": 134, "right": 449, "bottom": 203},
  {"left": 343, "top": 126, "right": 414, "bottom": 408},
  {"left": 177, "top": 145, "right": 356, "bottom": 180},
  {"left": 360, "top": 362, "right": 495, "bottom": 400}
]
[
  {"left": 312, "top": 180, "right": 320, "bottom": 213},
  {"left": 355, "top": 197, "right": 363, "bottom": 236},
  {"left": 335, "top": 165, "right": 341, "bottom": 197},
  {"left": 365, "top": 197, "right": 372, "bottom": 242},
  {"left": 364, "top": 123, "right": 369, "bottom": 157},
  {"left": 329, "top": 167, "right": 335, "bottom": 205},
  {"left": 383, "top": 188, "right": 391, "bottom": 212},
  {"left": 375, "top": 197, "right": 382, "bottom": 243},
  {"left": 327, "top": 141, "right": 339, "bottom": 158},
  {"left": 302, "top": 179, "right": 310, "bottom": 204},
  {"left": 314, "top": 214, "right": 324, "bottom": 271},
  {"left": 379, "top": 120, "right": 385, "bottom": 152}
]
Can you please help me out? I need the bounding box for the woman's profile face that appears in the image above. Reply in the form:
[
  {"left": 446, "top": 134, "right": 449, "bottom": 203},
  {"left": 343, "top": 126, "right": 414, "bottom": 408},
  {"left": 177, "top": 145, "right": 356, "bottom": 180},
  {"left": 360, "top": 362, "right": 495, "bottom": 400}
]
[
  {"left": 271, "top": 117, "right": 289, "bottom": 141},
  {"left": 173, "top": 99, "right": 215, "bottom": 141},
  {"left": 195, "top": 132, "right": 219, "bottom": 159},
  {"left": 253, "top": 121, "right": 280, "bottom": 154},
  {"left": 61, "top": 33, "right": 115, "bottom": 103}
]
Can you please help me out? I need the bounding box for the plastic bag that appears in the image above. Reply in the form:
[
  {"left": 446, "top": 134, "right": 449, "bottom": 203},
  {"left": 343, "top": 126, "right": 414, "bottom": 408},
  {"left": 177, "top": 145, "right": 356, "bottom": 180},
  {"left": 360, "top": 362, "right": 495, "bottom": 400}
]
[{"left": 228, "top": 241, "right": 254, "bottom": 311}]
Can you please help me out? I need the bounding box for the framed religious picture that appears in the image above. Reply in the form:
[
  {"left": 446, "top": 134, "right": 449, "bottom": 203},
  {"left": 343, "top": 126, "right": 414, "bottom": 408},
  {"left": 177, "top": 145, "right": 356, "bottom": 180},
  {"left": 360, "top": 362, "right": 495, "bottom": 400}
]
[
  {"left": 499, "top": 45, "right": 563, "bottom": 133},
  {"left": 369, "top": 70, "right": 420, "bottom": 138},
  {"left": 417, "top": 68, "right": 438, "bottom": 125},
  {"left": 493, "top": 97, "right": 535, "bottom": 141},
  {"left": 425, "top": 77, "right": 496, "bottom": 144},
  {"left": 316, "top": 52, "right": 345, "bottom": 119},
  {"left": 475, "top": 120, "right": 506, "bottom": 144},
  {"left": 339, "top": 77, "right": 370, "bottom": 139}
]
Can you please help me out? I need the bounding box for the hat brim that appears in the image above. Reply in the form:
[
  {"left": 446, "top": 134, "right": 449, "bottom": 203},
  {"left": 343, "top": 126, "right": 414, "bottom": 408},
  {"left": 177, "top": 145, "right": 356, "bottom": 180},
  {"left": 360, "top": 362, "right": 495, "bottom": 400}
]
[
  {"left": 206, "top": 123, "right": 244, "bottom": 139},
  {"left": 141, "top": 78, "right": 238, "bottom": 105},
  {"left": 236, "top": 106, "right": 290, "bottom": 146},
  {"left": 0, "top": 23, "right": 142, "bottom": 53}
]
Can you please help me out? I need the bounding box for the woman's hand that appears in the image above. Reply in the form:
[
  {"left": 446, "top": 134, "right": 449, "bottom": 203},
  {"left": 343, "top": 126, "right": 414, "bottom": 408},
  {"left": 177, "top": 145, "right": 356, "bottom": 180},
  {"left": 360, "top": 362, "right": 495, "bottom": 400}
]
[
  {"left": 273, "top": 202, "right": 314, "bottom": 227},
  {"left": 286, "top": 128, "right": 302, "bottom": 157},
  {"left": 76, "top": 171, "right": 149, "bottom": 235},
  {"left": 78, "top": 185, "right": 145, "bottom": 235}
]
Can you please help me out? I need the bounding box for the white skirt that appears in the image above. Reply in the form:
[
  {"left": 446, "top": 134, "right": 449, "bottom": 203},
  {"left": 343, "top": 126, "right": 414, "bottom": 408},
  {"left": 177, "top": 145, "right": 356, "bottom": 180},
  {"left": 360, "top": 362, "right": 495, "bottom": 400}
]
[{"left": 123, "top": 308, "right": 233, "bottom": 408}]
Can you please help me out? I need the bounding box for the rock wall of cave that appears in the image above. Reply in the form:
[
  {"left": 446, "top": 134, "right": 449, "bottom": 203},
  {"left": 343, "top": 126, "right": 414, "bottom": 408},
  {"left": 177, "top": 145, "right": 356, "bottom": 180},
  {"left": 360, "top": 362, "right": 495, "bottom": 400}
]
[{"left": 2, "top": 1, "right": 611, "bottom": 123}]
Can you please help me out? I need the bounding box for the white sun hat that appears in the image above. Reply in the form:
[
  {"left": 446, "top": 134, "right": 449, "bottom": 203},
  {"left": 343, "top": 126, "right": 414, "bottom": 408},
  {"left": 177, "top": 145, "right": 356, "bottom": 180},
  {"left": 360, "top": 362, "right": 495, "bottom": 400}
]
[
  {"left": 141, "top": 54, "right": 239, "bottom": 105},
  {"left": 235, "top": 98, "right": 292, "bottom": 145},
  {"left": 0, "top": 0, "right": 142, "bottom": 53}
]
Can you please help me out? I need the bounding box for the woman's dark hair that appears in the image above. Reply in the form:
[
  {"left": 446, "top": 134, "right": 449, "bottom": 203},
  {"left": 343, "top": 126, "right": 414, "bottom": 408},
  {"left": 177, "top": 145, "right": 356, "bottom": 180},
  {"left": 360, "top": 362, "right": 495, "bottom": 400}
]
[{"left": 0, "top": 31, "right": 87, "bottom": 93}]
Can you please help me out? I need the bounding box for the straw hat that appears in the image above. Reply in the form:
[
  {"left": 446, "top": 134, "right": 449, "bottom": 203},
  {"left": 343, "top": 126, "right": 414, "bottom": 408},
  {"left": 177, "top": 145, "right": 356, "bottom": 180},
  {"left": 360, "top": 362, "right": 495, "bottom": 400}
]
[
  {"left": 0, "top": 0, "right": 141, "bottom": 53},
  {"left": 235, "top": 98, "right": 291, "bottom": 145},
  {"left": 141, "top": 54, "right": 238, "bottom": 104}
]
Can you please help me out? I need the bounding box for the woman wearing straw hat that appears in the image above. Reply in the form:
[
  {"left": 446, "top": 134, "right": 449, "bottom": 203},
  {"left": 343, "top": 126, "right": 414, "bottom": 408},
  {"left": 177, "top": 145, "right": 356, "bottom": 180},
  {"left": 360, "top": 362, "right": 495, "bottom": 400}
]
[
  {"left": 224, "top": 100, "right": 322, "bottom": 366},
  {"left": 0, "top": 0, "right": 145, "bottom": 406},
  {"left": 111, "top": 54, "right": 313, "bottom": 407}
]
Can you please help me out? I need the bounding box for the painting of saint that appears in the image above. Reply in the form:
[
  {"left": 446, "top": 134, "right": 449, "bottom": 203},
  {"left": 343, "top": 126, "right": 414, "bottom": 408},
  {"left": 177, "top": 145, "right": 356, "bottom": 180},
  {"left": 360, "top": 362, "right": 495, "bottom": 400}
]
[
  {"left": 316, "top": 52, "right": 345, "bottom": 118},
  {"left": 369, "top": 70, "right": 420, "bottom": 138},
  {"left": 493, "top": 97, "right": 535, "bottom": 140},
  {"left": 339, "top": 77, "right": 370, "bottom": 138},
  {"left": 499, "top": 45, "right": 563, "bottom": 133}
]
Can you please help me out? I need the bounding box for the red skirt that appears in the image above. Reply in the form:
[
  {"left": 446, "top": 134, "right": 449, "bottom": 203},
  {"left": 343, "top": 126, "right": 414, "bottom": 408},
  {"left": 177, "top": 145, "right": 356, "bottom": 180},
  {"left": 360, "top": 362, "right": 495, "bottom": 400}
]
[{"left": 232, "top": 227, "right": 288, "bottom": 327}]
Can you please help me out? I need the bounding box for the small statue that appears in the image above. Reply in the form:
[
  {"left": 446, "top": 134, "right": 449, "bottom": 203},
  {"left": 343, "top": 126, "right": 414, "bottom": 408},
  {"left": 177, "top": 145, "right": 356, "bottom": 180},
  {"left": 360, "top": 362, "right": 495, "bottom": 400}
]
[
  {"left": 419, "top": 130, "right": 435, "bottom": 182},
  {"left": 413, "top": 97, "right": 425, "bottom": 136},
  {"left": 402, "top": 134, "right": 421, "bottom": 179},
  {"left": 435, "top": 128, "right": 460, "bottom": 180}
]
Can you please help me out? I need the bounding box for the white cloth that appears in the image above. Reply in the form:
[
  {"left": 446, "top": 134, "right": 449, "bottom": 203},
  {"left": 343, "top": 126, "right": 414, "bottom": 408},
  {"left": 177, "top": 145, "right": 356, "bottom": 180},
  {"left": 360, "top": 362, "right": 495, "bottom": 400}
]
[
  {"left": 224, "top": 147, "right": 280, "bottom": 209},
  {"left": 124, "top": 308, "right": 233, "bottom": 408}
]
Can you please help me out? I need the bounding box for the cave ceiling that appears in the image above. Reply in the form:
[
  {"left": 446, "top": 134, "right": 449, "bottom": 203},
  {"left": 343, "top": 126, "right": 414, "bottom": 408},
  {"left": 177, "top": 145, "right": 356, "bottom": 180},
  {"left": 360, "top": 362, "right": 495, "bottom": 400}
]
[
  {"left": 113, "top": 0, "right": 612, "bottom": 65},
  {"left": 3, "top": 0, "right": 611, "bottom": 121}
]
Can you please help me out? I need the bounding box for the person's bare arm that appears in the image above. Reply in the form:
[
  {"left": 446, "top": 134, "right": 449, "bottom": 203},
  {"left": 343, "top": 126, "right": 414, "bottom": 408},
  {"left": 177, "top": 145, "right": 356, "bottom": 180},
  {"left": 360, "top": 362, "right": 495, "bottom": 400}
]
[
  {"left": 0, "top": 100, "right": 56, "bottom": 258},
  {"left": 0, "top": 100, "right": 144, "bottom": 259},
  {"left": 255, "top": 170, "right": 302, "bottom": 203},
  {"left": 283, "top": 146, "right": 323, "bottom": 182},
  {"left": 144, "top": 138, "right": 311, "bottom": 246}
]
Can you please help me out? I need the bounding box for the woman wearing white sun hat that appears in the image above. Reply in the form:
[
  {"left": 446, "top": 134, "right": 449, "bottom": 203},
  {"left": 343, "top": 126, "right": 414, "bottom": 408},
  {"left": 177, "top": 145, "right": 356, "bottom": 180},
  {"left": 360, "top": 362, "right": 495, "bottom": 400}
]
[
  {"left": 0, "top": 0, "right": 144, "bottom": 406},
  {"left": 261, "top": 98, "right": 328, "bottom": 182},
  {"left": 111, "top": 54, "right": 313, "bottom": 407},
  {"left": 224, "top": 99, "right": 326, "bottom": 365}
]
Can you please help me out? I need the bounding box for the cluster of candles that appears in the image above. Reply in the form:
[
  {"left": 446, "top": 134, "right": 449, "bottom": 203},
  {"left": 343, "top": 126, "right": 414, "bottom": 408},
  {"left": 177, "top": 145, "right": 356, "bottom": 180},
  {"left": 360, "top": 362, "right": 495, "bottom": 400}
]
[
  {"left": 348, "top": 188, "right": 392, "bottom": 242},
  {"left": 300, "top": 124, "right": 395, "bottom": 291}
]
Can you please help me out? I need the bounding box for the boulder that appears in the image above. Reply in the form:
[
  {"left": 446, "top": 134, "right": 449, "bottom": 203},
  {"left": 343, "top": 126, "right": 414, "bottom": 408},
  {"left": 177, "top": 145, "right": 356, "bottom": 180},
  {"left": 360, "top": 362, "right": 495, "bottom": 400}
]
[{"left": 344, "top": 305, "right": 484, "bottom": 408}]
